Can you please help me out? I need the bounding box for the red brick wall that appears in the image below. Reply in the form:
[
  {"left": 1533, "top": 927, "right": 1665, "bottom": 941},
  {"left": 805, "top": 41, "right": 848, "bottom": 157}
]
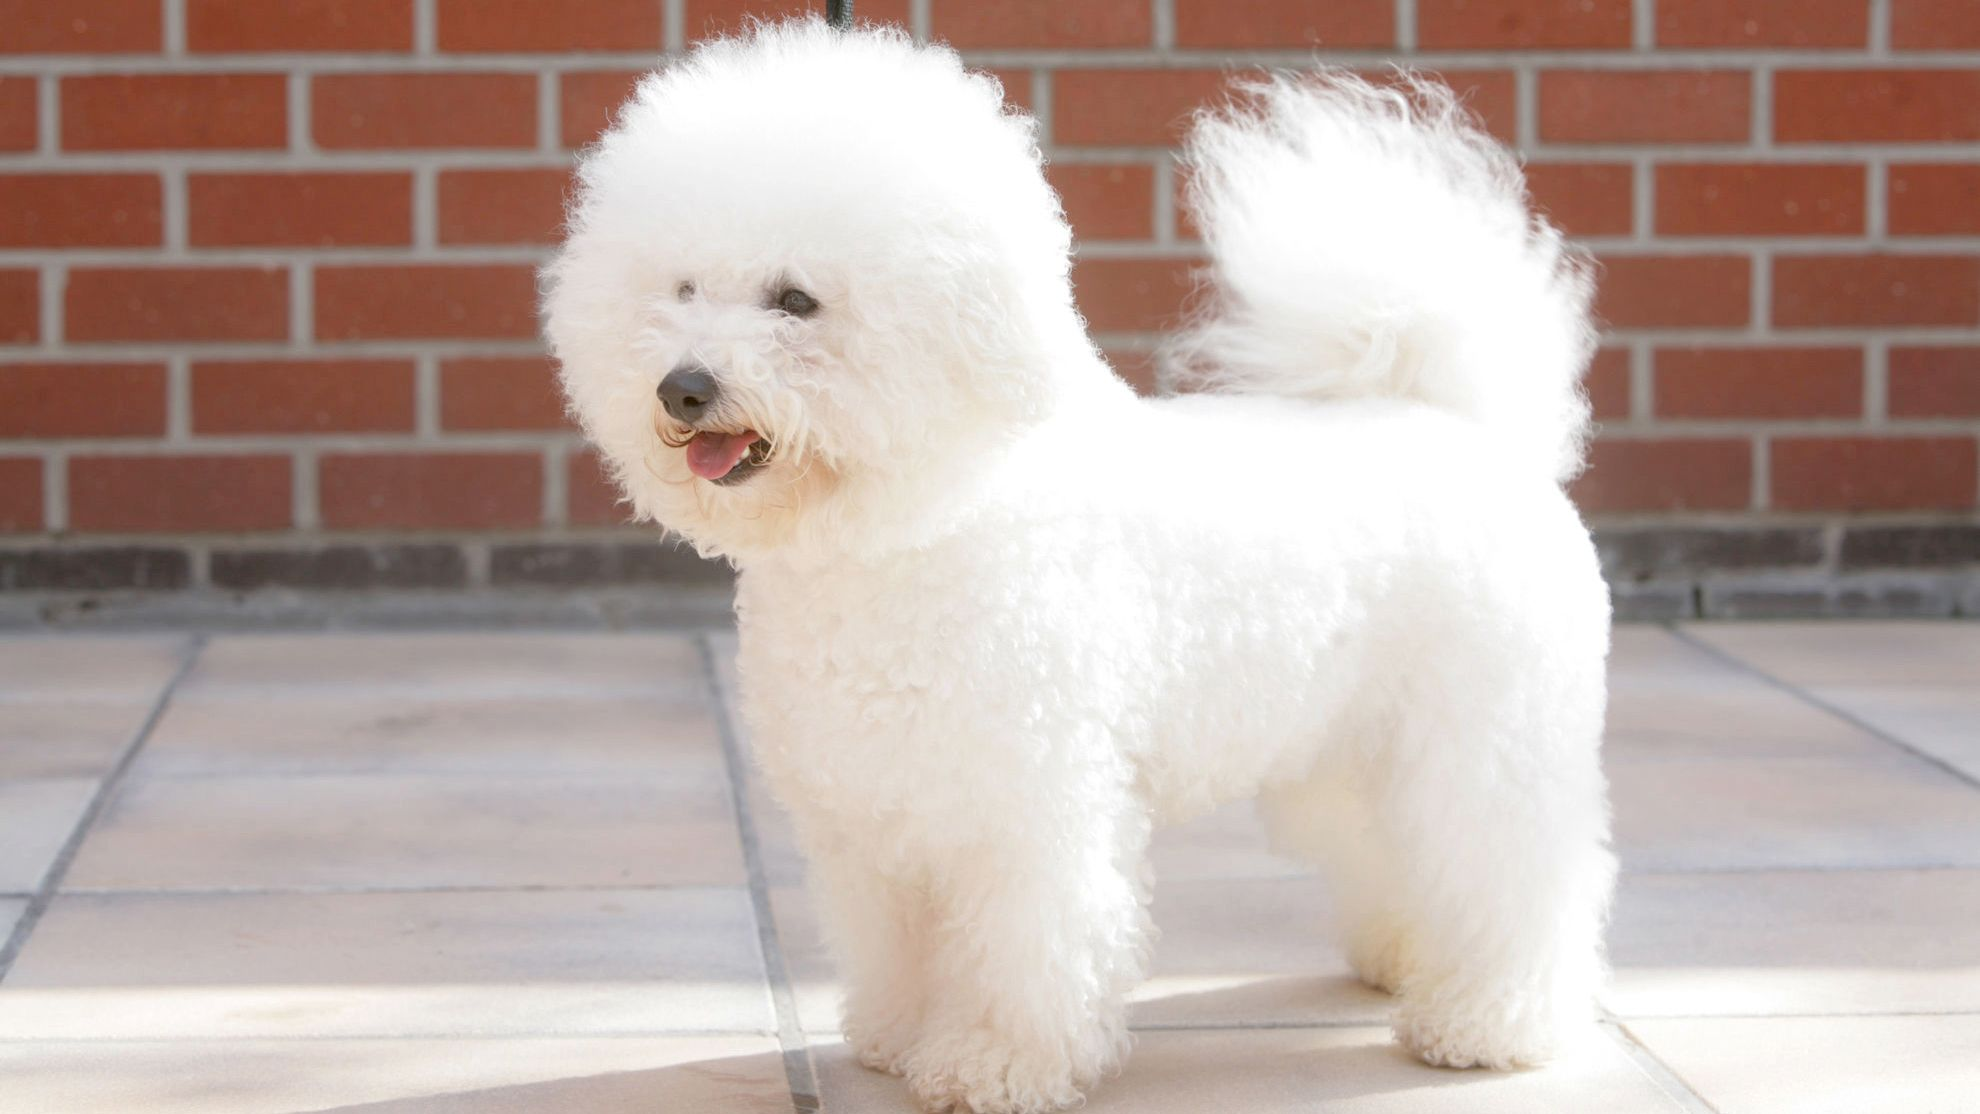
[{"left": 1, "top": 1, "right": 1976, "bottom": 605}]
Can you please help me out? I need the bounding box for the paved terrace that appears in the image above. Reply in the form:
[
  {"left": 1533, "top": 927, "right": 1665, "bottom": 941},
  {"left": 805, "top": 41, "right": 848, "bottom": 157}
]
[{"left": 1, "top": 623, "right": 1977, "bottom": 1113}]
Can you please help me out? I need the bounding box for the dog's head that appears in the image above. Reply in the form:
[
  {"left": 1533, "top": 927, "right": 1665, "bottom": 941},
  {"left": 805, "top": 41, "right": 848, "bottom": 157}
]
[{"left": 543, "top": 20, "right": 1088, "bottom": 559}]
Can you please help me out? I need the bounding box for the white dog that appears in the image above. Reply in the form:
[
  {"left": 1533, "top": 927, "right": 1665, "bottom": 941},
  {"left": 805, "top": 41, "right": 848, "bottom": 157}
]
[{"left": 545, "top": 19, "right": 1615, "bottom": 1113}]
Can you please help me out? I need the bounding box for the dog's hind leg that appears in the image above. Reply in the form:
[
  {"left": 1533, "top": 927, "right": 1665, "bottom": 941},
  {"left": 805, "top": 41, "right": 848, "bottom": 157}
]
[
  {"left": 1258, "top": 757, "right": 1416, "bottom": 995},
  {"left": 1371, "top": 666, "right": 1615, "bottom": 1070}
]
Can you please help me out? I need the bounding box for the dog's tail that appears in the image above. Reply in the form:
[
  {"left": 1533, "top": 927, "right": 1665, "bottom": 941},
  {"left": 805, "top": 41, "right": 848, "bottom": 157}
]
[{"left": 1164, "top": 70, "right": 1597, "bottom": 483}]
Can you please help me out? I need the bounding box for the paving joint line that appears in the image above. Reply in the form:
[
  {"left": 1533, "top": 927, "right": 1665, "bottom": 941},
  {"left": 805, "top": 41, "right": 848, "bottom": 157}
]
[
  {"left": 1601, "top": 1015, "right": 1721, "bottom": 1114},
  {"left": 1127, "top": 1018, "right": 1383, "bottom": 1032},
  {"left": 1628, "top": 862, "right": 1978, "bottom": 876},
  {"left": 57, "top": 881, "right": 755, "bottom": 898},
  {"left": 1663, "top": 623, "right": 1980, "bottom": 793},
  {"left": 1613, "top": 1008, "right": 1980, "bottom": 1021},
  {"left": 0, "top": 633, "right": 207, "bottom": 979},
  {"left": 698, "top": 631, "right": 820, "bottom": 1113},
  {"left": 13, "top": 1028, "right": 782, "bottom": 1044}
]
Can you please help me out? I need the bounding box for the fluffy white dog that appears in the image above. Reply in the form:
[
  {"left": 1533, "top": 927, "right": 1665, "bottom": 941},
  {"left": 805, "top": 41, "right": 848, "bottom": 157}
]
[{"left": 545, "top": 19, "right": 1615, "bottom": 1113}]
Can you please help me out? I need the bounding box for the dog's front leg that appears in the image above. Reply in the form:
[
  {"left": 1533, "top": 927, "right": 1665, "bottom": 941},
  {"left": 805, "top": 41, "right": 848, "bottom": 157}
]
[
  {"left": 809, "top": 845, "right": 934, "bottom": 1075},
  {"left": 899, "top": 804, "right": 1149, "bottom": 1114}
]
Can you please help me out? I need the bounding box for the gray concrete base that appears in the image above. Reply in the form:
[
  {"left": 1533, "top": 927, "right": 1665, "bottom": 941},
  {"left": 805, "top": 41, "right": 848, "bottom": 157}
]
[
  {"left": 3, "top": 522, "right": 1977, "bottom": 626},
  {"left": 0, "top": 586, "right": 738, "bottom": 631}
]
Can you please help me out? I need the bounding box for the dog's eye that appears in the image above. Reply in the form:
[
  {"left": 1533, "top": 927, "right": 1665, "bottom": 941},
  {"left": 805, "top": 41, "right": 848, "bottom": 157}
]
[
  {"left": 676, "top": 281, "right": 695, "bottom": 301},
  {"left": 776, "top": 287, "right": 818, "bottom": 318}
]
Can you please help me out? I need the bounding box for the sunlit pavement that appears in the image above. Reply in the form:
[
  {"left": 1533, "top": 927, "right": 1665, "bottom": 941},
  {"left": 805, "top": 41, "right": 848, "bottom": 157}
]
[{"left": 2, "top": 623, "right": 1977, "bottom": 1113}]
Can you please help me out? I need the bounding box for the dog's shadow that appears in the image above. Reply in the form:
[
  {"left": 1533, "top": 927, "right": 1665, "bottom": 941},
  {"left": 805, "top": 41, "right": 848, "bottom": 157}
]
[
  {"left": 813, "top": 977, "right": 1581, "bottom": 1113},
  {"left": 286, "top": 1049, "right": 794, "bottom": 1113},
  {"left": 270, "top": 1030, "right": 1435, "bottom": 1113},
  {"left": 187, "top": 982, "right": 1570, "bottom": 1113}
]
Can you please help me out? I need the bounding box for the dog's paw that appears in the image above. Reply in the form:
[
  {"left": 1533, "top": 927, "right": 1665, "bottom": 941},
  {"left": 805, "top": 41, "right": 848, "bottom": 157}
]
[
  {"left": 848, "top": 1025, "right": 916, "bottom": 1076},
  {"left": 1393, "top": 992, "right": 1562, "bottom": 1071},
  {"left": 1343, "top": 921, "right": 1413, "bottom": 996},
  {"left": 903, "top": 1028, "right": 1099, "bottom": 1114},
  {"left": 843, "top": 1001, "right": 923, "bottom": 1076}
]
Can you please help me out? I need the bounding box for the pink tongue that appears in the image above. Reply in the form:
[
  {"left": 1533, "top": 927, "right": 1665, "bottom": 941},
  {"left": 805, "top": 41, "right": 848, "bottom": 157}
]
[{"left": 685, "top": 430, "right": 759, "bottom": 479}]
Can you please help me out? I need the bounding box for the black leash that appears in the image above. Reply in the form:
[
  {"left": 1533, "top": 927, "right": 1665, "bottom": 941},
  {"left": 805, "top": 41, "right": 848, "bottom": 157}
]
[{"left": 826, "top": 0, "right": 853, "bottom": 30}]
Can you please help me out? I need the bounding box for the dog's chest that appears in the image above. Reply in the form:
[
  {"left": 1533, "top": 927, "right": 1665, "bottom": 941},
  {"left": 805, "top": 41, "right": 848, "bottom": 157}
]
[{"left": 732, "top": 567, "right": 980, "bottom": 790}]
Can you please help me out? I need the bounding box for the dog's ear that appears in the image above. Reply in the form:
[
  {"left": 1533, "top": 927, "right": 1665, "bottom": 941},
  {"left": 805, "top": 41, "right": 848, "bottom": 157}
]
[
  {"left": 948, "top": 263, "right": 1060, "bottom": 422},
  {"left": 930, "top": 235, "right": 1085, "bottom": 426},
  {"left": 823, "top": 230, "right": 1069, "bottom": 429}
]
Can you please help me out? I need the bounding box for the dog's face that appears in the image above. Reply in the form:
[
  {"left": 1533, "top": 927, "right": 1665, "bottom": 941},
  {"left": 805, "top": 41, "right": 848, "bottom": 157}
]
[{"left": 544, "top": 21, "right": 1083, "bottom": 558}]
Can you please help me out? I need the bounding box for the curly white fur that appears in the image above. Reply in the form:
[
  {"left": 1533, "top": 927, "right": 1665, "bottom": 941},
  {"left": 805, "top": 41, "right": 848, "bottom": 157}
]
[
  {"left": 1167, "top": 72, "right": 1598, "bottom": 483},
  {"left": 545, "top": 20, "right": 1615, "bottom": 1114}
]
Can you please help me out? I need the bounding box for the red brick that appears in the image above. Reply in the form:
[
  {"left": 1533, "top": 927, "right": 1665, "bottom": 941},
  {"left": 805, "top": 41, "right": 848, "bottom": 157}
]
[
  {"left": 1772, "top": 437, "right": 1977, "bottom": 511},
  {"left": 314, "top": 73, "right": 536, "bottom": 149},
  {"left": 62, "top": 74, "right": 287, "bottom": 151},
  {"left": 566, "top": 450, "right": 628, "bottom": 526},
  {"left": 438, "top": 0, "right": 661, "bottom": 51},
  {"left": 0, "top": 269, "right": 35, "bottom": 344},
  {"left": 1585, "top": 347, "right": 1631, "bottom": 421},
  {"left": 66, "top": 267, "right": 288, "bottom": 343},
  {"left": 189, "top": 172, "right": 412, "bottom": 247},
  {"left": 1889, "top": 165, "right": 1980, "bottom": 235},
  {"left": 1776, "top": 71, "right": 1980, "bottom": 143},
  {"left": 0, "top": 458, "right": 41, "bottom": 532},
  {"left": 1526, "top": 162, "right": 1634, "bottom": 238},
  {"left": 1102, "top": 347, "right": 1159, "bottom": 395},
  {"left": 1054, "top": 69, "right": 1231, "bottom": 147},
  {"left": 68, "top": 454, "right": 293, "bottom": 532},
  {"left": 685, "top": 0, "right": 912, "bottom": 42},
  {"left": 1654, "top": 347, "right": 1863, "bottom": 420},
  {"left": 1656, "top": 0, "right": 1867, "bottom": 48},
  {"left": 1571, "top": 438, "right": 1753, "bottom": 513},
  {"left": 1056, "top": 68, "right": 1512, "bottom": 149},
  {"left": 1172, "top": 167, "right": 1202, "bottom": 241},
  {"left": 1596, "top": 255, "right": 1752, "bottom": 329},
  {"left": 560, "top": 69, "right": 644, "bottom": 148},
  {"left": 1073, "top": 257, "right": 1195, "bottom": 333},
  {"left": 1419, "top": 0, "right": 1631, "bottom": 49},
  {"left": 438, "top": 168, "right": 570, "bottom": 245},
  {"left": 0, "top": 363, "right": 166, "bottom": 438},
  {"left": 320, "top": 453, "right": 544, "bottom": 530},
  {"left": 316, "top": 265, "right": 537, "bottom": 341},
  {"left": 0, "top": 174, "right": 161, "bottom": 248},
  {"left": 1655, "top": 164, "right": 1865, "bottom": 237},
  {"left": 192, "top": 360, "right": 416, "bottom": 434},
  {"left": 1413, "top": 69, "right": 1519, "bottom": 145},
  {"left": 1175, "top": 0, "right": 1393, "bottom": 48},
  {"left": 440, "top": 357, "right": 569, "bottom": 431},
  {"left": 934, "top": 0, "right": 1151, "bottom": 47},
  {"left": 1773, "top": 255, "right": 1980, "bottom": 329},
  {"left": 980, "top": 67, "right": 1034, "bottom": 114},
  {"left": 1049, "top": 163, "right": 1154, "bottom": 243},
  {"left": 187, "top": 0, "right": 413, "bottom": 51},
  {"left": 559, "top": 60, "right": 1013, "bottom": 149},
  {"left": 1892, "top": 0, "right": 1980, "bottom": 50},
  {"left": 0, "top": 0, "right": 161, "bottom": 53},
  {"left": 1540, "top": 71, "right": 1750, "bottom": 144},
  {"left": 0, "top": 77, "right": 34, "bottom": 150},
  {"left": 1889, "top": 347, "right": 1980, "bottom": 418}
]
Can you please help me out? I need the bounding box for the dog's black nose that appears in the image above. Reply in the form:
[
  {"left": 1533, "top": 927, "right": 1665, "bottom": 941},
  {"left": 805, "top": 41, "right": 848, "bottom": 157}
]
[{"left": 657, "top": 364, "right": 719, "bottom": 423}]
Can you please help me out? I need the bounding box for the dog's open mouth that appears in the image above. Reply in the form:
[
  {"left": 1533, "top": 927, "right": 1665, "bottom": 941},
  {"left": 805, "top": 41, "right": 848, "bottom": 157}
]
[{"left": 685, "top": 430, "right": 772, "bottom": 485}]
